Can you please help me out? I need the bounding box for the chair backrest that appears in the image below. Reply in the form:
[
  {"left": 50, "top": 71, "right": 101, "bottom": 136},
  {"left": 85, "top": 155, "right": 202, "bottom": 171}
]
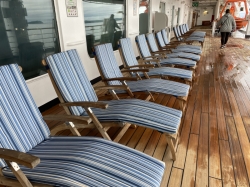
[
  {"left": 145, "top": 33, "right": 159, "bottom": 53},
  {"left": 94, "top": 43, "right": 124, "bottom": 86},
  {"left": 173, "top": 26, "right": 181, "bottom": 41},
  {"left": 0, "top": 64, "right": 50, "bottom": 167},
  {"left": 155, "top": 31, "right": 166, "bottom": 48},
  {"left": 185, "top": 24, "right": 190, "bottom": 32},
  {"left": 161, "top": 29, "right": 170, "bottom": 45},
  {"left": 135, "top": 34, "right": 152, "bottom": 58},
  {"left": 176, "top": 26, "right": 182, "bottom": 37},
  {"left": 119, "top": 38, "right": 139, "bottom": 67},
  {"left": 46, "top": 49, "right": 98, "bottom": 116},
  {"left": 179, "top": 25, "right": 185, "bottom": 35}
]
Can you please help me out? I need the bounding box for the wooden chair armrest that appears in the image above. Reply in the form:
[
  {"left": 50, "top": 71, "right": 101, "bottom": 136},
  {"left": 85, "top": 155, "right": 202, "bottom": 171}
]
[
  {"left": 121, "top": 69, "right": 149, "bottom": 73},
  {"left": 0, "top": 148, "right": 40, "bottom": 169},
  {"left": 103, "top": 77, "right": 138, "bottom": 82},
  {"left": 142, "top": 55, "right": 159, "bottom": 59},
  {"left": 43, "top": 115, "right": 92, "bottom": 124},
  {"left": 59, "top": 101, "right": 108, "bottom": 109},
  {"left": 139, "top": 58, "right": 160, "bottom": 63},
  {"left": 94, "top": 85, "right": 129, "bottom": 91},
  {"left": 124, "top": 64, "right": 154, "bottom": 68}
]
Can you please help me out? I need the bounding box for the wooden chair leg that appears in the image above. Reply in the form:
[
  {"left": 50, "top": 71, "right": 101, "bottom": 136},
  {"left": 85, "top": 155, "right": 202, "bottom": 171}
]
[
  {"left": 113, "top": 123, "right": 131, "bottom": 142},
  {"left": 165, "top": 135, "right": 176, "bottom": 161}
]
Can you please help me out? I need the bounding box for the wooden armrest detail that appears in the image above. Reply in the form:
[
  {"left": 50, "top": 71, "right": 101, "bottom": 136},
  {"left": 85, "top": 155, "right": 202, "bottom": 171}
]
[
  {"left": 139, "top": 58, "right": 160, "bottom": 63},
  {"left": 59, "top": 101, "right": 108, "bottom": 109},
  {"left": 43, "top": 115, "right": 92, "bottom": 124},
  {"left": 121, "top": 69, "right": 149, "bottom": 73},
  {"left": 94, "top": 85, "right": 129, "bottom": 91},
  {"left": 142, "top": 55, "right": 158, "bottom": 59},
  {"left": 124, "top": 64, "right": 154, "bottom": 68},
  {"left": 0, "top": 148, "right": 40, "bottom": 169},
  {"left": 103, "top": 77, "right": 138, "bottom": 82}
]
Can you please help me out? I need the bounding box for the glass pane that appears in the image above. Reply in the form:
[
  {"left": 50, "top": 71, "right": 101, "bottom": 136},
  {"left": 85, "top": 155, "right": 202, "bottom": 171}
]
[
  {"left": 139, "top": 0, "right": 150, "bottom": 34},
  {"left": 82, "top": 0, "right": 126, "bottom": 57},
  {"left": 159, "top": 2, "right": 165, "bottom": 14},
  {"left": 0, "top": 0, "right": 60, "bottom": 80}
]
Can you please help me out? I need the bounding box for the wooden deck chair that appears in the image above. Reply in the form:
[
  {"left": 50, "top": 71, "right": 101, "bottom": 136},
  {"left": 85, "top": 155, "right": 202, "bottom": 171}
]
[
  {"left": 145, "top": 33, "right": 201, "bottom": 61},
  {"left": 184, "top": 23, "right": 206, "bottom": 37},
  {"left": 161, "top": 28, "right": 202, "bottom": 51},
  {"left": 178, "top": 25, "right": 205, "bottom": 38},
  {"left": 0, "top": 64, "right": 165, "bottom": 187},
  {"left": 135, "top": 34, "right": 197, "bottom": 71},
  {"left": 94, "top": 43, "right": 190, "bottom": 111},
  {"left": 43, "top": 49, "right": 183, "bottom": 160},
  {"left": 155, "top": 31, "right": 202, "bottom": 55},
  {"left": 173, "top": 26, "right": 204, "bottom": 47},
  {"left": 118, "top": 37, "right": 193, "bottom": 86}
]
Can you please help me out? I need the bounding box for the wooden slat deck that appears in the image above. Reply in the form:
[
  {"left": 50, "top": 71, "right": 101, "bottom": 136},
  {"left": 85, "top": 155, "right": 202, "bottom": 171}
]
[
  {"left": 2, "top": 32, "right": 250, "bottom": 187},
  {"left": 42, "top": 35, "right": 250, "bottom": 187}
]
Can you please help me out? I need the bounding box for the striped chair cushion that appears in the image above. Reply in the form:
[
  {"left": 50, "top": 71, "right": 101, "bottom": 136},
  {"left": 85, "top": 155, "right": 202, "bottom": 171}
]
[
  {"left": 160, "top": 58, "right": 196, "bottom": 67},
  {"left": 136, "top": 34, "right": 152, "bottom": 58},
  {"left": 167, "top": 52, "right": 200, "bottom": 61},
  {"left": 156, "top": 31, "right": 201, "bottom": 55},
  {"left": 184, "top": 24, "right": 206, "bottom": 35},
  {"left": 155, "top": 31, "right": 168, "bottom": 48},
  {"left": 172, "top": 48, "right": 201, "bottom": 55},
  {"left": 140, "top": 67, "right": 193, "bottom": 79},
  {"left": 95, "top": 44, "right": 190, "bottom": 97},
  {"left": 125, "top": 79, "right": 190, "bottom": 97},
  {"left": 0, "top": 64, "right": 50, "bottom": 167},
  {"left": 3, "top": 137, "right": 165, "bottom": 187},
  {"left": 83, "top": 99, "right": 182, "bottom": 133},
  {"left": 185, "top": 37, "right": 204, "bottom": 42},
  {"left": 146, "top": 33, "right": 160, "bottom": 52},
  {"left": 95, "top": 44, "right": 124, "bottom": 86},
  {"left": 46, "top": 49, "right": 98, "bottom": 116},
  {"left": 119, "top": 38, "right": 139, "bottom": 67},
  {"left": 160, "top": 29, "right": 201, "bottom": 50}
]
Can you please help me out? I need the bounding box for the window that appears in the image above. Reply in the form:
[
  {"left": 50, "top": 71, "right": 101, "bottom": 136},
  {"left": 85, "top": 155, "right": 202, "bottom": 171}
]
[
  {"left": 82, "top": 0, "right": 126, "bottom": 57},
  {"left": 0, "top": 0, "right": 60, "bottom": 80},
  {"left": 139, "top": 0, "right": 150, "bottom": 34}
]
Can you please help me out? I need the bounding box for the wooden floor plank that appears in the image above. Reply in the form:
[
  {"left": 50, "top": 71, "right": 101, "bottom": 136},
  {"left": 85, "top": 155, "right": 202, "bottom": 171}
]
[
  {"left": 219, "top": 140, "right": 236, "bottom": 187},
  {"left": 209, "top": 177, "right": 222, "bottom": 187},
  {"left": 168, "top": 168, "right": 183, "bottom": 187},
  {"left": 226, "top": 117, "right": 249, "bottom": 187},
  {"left": 242, "top": 116, "right": 250, "bottom": 141},
  {"left": 195, "top": 113, "right": 209, "bottom": 187},
  {"left": 181, "top": 134, "right": 199, "bottom": 187}
]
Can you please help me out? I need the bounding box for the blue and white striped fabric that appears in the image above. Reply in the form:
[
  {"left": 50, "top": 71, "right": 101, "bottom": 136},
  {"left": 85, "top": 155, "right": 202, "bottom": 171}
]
[
  {"left": 0, "top": 63, "right": 167, "bottom": 187},
  {"left": 46, "top": 50, "right": 98, "bottom": 116},
  {"left": 159, "top": 58, "right": 196, "bottom": 67},
  {"left": 160, "top": 29, "right": 201, "bottom": 50},
  {"left": 155, "top": 31, "right": 202, "bottom": 55},
  {"left": 119, "top": 38, "right": 193, "bottom": 80},
  {"left": 95, "top": 43, "right": 190, "bottom": 97},
  {"left": 136, "top": 34, "right": 197, "bottom": 68},
  {"left": 180, "top": 25, "right": 205, "bottom": 37},
  {"left": 2, "top": 137, "right": 165, "bottom": 187},
  {"left": 146, "top": 33, "right": 200, "bottom": 61},
  {"left": 0, "top": 64, "right": 50, "bottom": 168},
  {"left": 184, "top": 24, "right": 206, "bottom": 36},
  {"left": 176, "top": 26, "right": 204, "bottom": 42},
  {"left": 173, "top": 26, "right": 204, "bottom": 43}
]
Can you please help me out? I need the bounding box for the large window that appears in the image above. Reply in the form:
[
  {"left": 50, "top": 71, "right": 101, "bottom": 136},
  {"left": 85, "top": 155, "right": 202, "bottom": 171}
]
[
  {"left": 82, "top": 0, "right": 126, "bottom": 57},
  {"left": 0, "top": 0, "right": 60, "bottom": 80}
]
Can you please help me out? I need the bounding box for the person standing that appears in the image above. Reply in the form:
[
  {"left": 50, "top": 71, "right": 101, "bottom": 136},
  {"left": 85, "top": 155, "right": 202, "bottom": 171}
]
[
  {"left": 105, "top": 14, "right": 121, "bottom": 46},
  {"left": 216, "top": 9, "right": 236, "bottom": 49}
]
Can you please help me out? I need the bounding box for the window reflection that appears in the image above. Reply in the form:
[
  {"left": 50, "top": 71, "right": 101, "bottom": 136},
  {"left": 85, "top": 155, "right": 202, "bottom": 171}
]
[
  {"left": 139, "top": 0, "right": 150, "bottom": 34},
  {"left": 0, "top": 0, "right": 59, "bottom": 80},
  {"left": 82, "top": 0, "right": 126, "bottom": 57}
]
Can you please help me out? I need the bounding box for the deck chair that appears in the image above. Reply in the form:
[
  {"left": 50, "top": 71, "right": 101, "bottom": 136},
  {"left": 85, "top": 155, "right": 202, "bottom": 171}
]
[
  {"left": 94, "top": 43, "right": 190, "bottom": 104},
  {"left": 44, "top": 49, "right": 183, "bottom": 160},
  {"left": 161, "top": 29, "right": 202, "bottom": 51},
  {"left": 155, "top": 31, "right": 202, "bottom": 55},
  {"left": 118, "top": 37, "right": 193, "bottom": 86},
  {"left": 0, "top": 63, "right": 165, "bottom": 187},
  {"left": 145, "top": 33, "right": 201, "bottom": 61},
  {"left": 173, "top": 26, "right": 204, "bottom": 47},
  {"left": 184, "top": 23, "right": 206, "bottom": 37},
  {"left": 179, "top": 24, "right": 205, "bottom": 38},
  {"left": 135, "top": 34, "right": 197, "bottom": 71}
]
